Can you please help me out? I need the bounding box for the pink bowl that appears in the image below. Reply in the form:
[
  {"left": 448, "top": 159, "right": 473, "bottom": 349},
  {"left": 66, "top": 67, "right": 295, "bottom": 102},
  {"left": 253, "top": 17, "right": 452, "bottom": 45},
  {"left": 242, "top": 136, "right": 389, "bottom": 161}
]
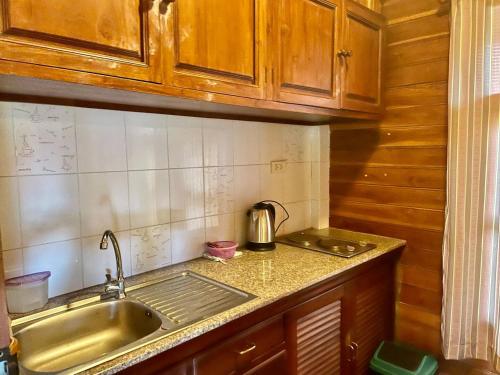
[{"left": 205, "top": 241, "right": 238, "bottom": 259}]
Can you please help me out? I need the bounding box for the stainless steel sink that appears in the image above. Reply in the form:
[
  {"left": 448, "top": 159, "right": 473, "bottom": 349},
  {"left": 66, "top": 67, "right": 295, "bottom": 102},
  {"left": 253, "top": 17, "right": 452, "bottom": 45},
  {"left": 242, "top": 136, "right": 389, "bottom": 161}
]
[
  {"left": 15, "top": 300, "right": 163, "bottom": 374},
  {"left": 12, "top": 271, "right": 255, "bottom": 374}
]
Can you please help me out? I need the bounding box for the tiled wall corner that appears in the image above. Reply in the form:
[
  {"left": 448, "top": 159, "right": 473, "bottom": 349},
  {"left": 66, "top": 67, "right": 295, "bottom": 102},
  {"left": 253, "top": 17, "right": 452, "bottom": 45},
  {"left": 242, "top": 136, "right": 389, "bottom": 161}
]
[{"left": 0, "top": 102, "right": 330, "bottom": 298}]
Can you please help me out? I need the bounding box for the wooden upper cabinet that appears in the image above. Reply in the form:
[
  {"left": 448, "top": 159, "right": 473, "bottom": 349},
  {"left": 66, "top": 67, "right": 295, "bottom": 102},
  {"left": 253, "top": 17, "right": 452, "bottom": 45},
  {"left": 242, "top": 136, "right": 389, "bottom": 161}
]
[
  {"left": 340, "top": 1, "right": 384, "bottom": 113},
  {"left": 164, "top": 0, "right": 267, "bottom": 99},
  {"left": 272, "top": 0, "right": 342, "bottom": 108},
  {"left": 0, "top": 0, "right": 163, "bottom": 82}
]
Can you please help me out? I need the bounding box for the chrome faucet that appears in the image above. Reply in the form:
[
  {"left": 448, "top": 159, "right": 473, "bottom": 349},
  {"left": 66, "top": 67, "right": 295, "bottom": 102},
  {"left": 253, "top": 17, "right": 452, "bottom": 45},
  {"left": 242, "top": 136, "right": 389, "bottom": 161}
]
[{"left": 99, "top": 230, "right": 126, "bottom": 300}]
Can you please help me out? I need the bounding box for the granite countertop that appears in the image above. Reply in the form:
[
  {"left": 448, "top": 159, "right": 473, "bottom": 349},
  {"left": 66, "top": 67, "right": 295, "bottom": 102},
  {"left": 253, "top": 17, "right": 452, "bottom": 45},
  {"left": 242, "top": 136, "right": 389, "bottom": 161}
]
[{"left": 12, "top": 228, "right": 406, "bottom": 374}]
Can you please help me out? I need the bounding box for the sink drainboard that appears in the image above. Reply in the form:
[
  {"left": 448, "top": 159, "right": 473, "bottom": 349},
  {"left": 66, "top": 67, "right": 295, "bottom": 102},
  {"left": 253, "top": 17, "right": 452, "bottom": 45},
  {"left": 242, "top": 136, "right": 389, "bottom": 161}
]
[{"left": 128, "top": 272, "right": 255, "bottom": 326}]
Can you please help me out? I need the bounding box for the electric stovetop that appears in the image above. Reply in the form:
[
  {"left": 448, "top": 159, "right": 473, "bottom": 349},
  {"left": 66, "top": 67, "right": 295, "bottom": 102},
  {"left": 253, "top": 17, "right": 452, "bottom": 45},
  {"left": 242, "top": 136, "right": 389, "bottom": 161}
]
[{"left": 276, "top": 230, "right": 376, "bottom": 258}]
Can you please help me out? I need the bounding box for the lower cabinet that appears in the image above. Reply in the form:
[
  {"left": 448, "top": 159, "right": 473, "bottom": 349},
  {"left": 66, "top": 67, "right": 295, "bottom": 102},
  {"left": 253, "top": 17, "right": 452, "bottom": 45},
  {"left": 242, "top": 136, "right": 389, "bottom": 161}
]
[
  {"left": 285, "top": 286, "right": 344, "bottom": 375},
  {"left": 343, "top": 267, "right": 394, "bottom": 375},
  {"left": 193, "top": 316, "right": 286, "bottom": 375},
  {"left": 121, "top": 258, "right": 397, "bottom": 375}
]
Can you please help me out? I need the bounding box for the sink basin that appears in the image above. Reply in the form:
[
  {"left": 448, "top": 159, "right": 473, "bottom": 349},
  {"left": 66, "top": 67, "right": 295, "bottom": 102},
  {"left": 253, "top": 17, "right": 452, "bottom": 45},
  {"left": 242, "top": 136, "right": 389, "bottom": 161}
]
[
  {"left": 12, "top": 272, "right": 255, "bottom": 374},
  {"left": 15, "top": 300, "right": 163, "bottom": 374}
]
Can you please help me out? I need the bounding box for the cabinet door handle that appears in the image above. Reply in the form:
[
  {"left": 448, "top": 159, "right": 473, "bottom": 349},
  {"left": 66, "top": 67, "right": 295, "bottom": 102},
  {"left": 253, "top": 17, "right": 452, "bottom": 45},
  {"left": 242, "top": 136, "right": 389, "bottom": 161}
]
[
  {"left": 237, "top": 343, "right": 256, "bottom": 355},
  {"left": 347, "top": 342, "right": 359, "bottom": 361},
  {"left": 159, "top": 0, "right": 174, "bottom": 14},
  {"left": 337, "top": 50, "right": 353, "bottom": 58}
]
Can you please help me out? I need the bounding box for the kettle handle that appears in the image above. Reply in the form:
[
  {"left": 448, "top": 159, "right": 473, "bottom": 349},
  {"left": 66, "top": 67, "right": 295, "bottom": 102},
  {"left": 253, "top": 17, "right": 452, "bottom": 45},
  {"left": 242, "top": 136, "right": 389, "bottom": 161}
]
[{"left": 260, "top": 200, "right": 290, "bottom": 234}]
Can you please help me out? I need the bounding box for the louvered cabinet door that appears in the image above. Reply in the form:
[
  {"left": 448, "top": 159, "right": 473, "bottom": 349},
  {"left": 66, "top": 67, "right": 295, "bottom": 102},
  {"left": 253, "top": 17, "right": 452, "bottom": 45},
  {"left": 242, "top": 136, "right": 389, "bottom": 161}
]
[
  {"left": 345, "top": 265, "right": 395, "bottom": 375},
  {"left": 285, "top": 286, "right": 344, "bottom": 375}
]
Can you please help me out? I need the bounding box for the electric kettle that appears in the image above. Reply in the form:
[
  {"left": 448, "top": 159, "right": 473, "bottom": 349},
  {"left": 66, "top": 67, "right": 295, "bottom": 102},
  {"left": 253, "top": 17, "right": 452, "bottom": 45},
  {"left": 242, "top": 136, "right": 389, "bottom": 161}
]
[{"left": 246, "top": 200, "right": 289, "bottom": 251}]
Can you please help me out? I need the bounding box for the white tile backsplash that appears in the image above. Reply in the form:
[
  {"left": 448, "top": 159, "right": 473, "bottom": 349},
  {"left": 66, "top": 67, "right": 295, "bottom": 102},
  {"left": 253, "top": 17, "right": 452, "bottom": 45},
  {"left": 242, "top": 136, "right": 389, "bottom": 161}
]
[
  {"left": 284, "top": 126, "right": 312, "bottom": 162},
  {"left": 169, "top": 168, "right": 204, "bottom": 221},
  {"left": 206, "top": 214, "right": 235, "bottom": 242},
  {"left": 311, "top": 199, "right": 330, "bottom": 229},
  {"left": 79, "top": 172, "right": 130, "bottom": 237},
  {"left": 131, "top": 224, "right": 171, "bottom": 275},
  {"left": 284, "top": 163, "right": 312, "bottom": 203},
  {"left": 76, "top": 108, "right": 127, "bottom": 173},
  {"left": 204, "top": 167, "right": 234, "bottom": 216},
  {"left": 234, "top": 165, "right": 261, "bottom": 211},
  {"left": 23, "top": 239, "right": 83, "bottom": 298},
  {"left": 168, "top": 116, "right": 203, "bottom": 168},
  {"left": 13, "top": 103, "right": 77, "bottom": 175},
  {"left": 19, "top": 174, "right": 80, "bottom": 246},
  {"left": 284, "top": 201, "right": 312, "bottom": 234},
  {"left": 171, "top": 218, "right": 205, "bottom": 264},
  {"left": 203, "top": 118, "right": 234, "bottom": 167},
  {"left": 259, "top": 123, "right": 285, "bottom": 164},
  {"left": 320, "top": 125, "right": 331, "bottom": 162},
  {"left": 129, "top": 170, "right": 170, "bottom": 229},
  {"left": 0, "top": 103, "right": 16, "bottom": 177},
  {"left": 0, "top": 102, "right": 328, "bottom": 298},
  {"left": 125, "top": 112, "right": 168, "bottom": 170},
  {"left": 2, "top": 249, "right": 23, "bottom": 279},
  {"left": 0, "top": 177, "right": 21, "bottom": 250},
  {"left": 259, "top": 164, "right": 285, "bottom": 203},
  {"left": 234, "top": 121, "right": 261, "bottom": 165}
]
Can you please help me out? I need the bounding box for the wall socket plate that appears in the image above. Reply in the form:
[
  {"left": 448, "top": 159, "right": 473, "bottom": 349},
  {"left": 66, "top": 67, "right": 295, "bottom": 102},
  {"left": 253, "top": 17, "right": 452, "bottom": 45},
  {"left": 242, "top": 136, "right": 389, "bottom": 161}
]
[{"left": 270, "top": 160, "right": 287, "bottom": 174}]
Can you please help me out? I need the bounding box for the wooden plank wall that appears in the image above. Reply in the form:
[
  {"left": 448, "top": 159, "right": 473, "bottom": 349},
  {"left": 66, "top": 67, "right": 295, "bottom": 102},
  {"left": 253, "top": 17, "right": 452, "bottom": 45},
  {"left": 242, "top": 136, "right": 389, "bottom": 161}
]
[{"left": 330, "top": 0, "right": 449, "bottom": 355}]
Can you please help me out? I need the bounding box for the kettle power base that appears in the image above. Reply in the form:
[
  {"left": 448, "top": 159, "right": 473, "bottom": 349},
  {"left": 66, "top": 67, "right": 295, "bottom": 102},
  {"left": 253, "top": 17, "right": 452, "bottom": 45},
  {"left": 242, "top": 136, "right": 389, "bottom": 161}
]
[{"left": 246, "top": 241, "right": 276, "bottom": 251}]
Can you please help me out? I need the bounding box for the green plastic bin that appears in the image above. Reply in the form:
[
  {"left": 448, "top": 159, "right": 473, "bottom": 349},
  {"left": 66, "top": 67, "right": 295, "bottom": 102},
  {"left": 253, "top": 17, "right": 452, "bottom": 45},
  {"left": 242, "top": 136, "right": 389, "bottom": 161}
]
[{"left": 370, "top": 341, "right": 438, "bottom": 375}]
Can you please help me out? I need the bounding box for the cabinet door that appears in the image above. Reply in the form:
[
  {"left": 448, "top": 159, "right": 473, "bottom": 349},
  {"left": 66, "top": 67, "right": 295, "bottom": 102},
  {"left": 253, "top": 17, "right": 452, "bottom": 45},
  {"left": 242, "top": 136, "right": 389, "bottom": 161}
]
[
  {"left": 0, "top": 0, "right": 163, "bottom": 82},
  {"left": 340, "top": 1, "right": 384, "bottom": 113},
  {"left": 344, "top": 267, "right": 394, "bottom": 375},
  {"left": 164, "top": 0, "right": 267, "bottom": 99},
  {"left": 193, "top": 316, "right": 285, "bottom": 375},
  {"left": 285, "top": 286, "right": 345, "bottom": 375},
  {"left": 273, "top": 0, "right": 342, "bottom": 108},
  {"left": 243, "top": 350, "right": 288, "bottom": 375}
]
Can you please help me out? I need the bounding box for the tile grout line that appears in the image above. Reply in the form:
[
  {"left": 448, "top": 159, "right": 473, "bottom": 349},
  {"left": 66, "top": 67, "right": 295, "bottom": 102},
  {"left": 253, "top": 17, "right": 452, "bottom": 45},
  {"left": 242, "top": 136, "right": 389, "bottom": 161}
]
[
  {"left": 11, "top": 103, "right": 25, "bottom": 277},
  {"left": 73, "top": 107, "right": 85, "bottom": 291},
  {"left": 123, "top": 113, "right": 134, "bottom": 277},
  {"left": 165, "top": 115, "right": 174, "bottom": 266}
]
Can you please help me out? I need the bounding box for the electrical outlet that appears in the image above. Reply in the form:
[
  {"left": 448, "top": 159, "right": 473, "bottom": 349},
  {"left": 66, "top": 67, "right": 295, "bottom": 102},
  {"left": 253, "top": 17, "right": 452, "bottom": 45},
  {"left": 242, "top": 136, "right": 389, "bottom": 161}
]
[{"left": 270, "top": 160, "right": 286, "bottom": 174}]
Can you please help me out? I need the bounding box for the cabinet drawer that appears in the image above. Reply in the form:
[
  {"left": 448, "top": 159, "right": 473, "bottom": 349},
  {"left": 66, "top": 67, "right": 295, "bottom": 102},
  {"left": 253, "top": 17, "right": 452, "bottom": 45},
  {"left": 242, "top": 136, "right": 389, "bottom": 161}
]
[{"left": 193, "top": 316, "right": 285, "bottom": 374}]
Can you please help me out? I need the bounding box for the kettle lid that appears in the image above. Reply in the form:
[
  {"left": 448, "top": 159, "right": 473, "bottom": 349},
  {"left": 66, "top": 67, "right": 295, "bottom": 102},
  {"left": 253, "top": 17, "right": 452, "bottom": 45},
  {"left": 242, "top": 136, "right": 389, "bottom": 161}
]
[{"left": 253, "top": 201, "right": 274, "bottom": 210}]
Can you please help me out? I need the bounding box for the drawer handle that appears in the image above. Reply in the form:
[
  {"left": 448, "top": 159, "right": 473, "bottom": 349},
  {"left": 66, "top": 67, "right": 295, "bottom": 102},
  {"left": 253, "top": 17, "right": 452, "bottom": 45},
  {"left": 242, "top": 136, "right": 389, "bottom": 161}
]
[{"left": 237, "top": 343, "right": 256, "bottom": 355}]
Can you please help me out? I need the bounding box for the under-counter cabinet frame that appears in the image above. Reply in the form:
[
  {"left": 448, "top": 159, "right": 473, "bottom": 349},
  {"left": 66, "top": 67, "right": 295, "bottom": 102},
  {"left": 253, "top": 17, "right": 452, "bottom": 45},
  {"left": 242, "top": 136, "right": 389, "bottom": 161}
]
[
  {"left": 120, "top": 251, "right": 399, "bottom": 375},
  {"left": 0, "top": 0, "right": 163, "bottom": 83}
]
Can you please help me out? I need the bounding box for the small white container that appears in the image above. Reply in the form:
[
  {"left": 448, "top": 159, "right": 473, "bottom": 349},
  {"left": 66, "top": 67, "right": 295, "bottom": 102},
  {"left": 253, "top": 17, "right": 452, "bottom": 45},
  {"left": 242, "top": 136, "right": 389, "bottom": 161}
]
[{"left": 5, "top": 271, "right": 51, "bottom": 313}]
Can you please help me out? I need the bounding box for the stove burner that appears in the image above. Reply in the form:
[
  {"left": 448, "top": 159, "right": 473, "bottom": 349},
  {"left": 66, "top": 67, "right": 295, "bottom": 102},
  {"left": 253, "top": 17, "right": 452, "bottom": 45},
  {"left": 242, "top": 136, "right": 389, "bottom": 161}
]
[
  {"left": 318, "top": 239, "right": 357, "bottom": 252},
  {"left": 286, "top": 233, "right": 318, "bottom": 247}
]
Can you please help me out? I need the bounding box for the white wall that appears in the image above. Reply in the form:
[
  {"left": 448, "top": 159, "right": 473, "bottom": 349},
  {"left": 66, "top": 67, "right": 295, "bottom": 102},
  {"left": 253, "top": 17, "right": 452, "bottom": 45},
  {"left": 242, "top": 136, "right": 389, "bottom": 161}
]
[{"left": 0, "top": 102, "right": 330, "bottom": 297}]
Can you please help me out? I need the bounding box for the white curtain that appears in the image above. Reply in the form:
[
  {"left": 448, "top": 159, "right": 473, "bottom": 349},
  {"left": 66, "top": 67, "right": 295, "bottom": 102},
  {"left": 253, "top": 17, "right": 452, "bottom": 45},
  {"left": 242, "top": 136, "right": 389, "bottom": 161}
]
[{"left": 442, "top": 0, "right": 500, "bottom": 368}]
